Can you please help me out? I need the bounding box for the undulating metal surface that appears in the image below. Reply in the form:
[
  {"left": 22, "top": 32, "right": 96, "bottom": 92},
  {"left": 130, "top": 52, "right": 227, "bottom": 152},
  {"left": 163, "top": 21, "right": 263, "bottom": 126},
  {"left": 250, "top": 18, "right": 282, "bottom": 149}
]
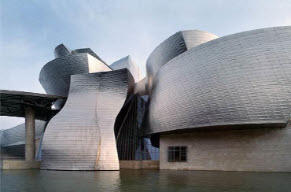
[
  {"left": 0, "top": 130, "right": 3, "bottom": 146},
  {"left": 110, "top": 56, "right": 141, "bottom": 82},
  {"left": 39, "top": 44, "right": 111, "bottom": 97},
  {"left": 54, "top": 44, "right": 71, "bottom": 58},
  {"left": 41, "top": 69, "right": 134, "bottom": 170},
  {"left": 148, "top": 26, "right": 291, "bottom": 134},
  {"left": 0, "top": 130, "right": 3, "bottom": 161},
  {"left": 1, "top": 145, "right": 25, "bottom": 159},
  {"left": 134, "top": 77, "right": 148, "bottom": 95},
  {"left": 0, "top": 120, "right": 46, "bottom": 159},
  {"left": 71, "top": 48, "right": 109, "bottom": 66},
  {"left": 1, "top": 121, "right": 46, "bottom": 147},
  {"left": 146, "top": 30, "right": 218, "bottom": 91}
]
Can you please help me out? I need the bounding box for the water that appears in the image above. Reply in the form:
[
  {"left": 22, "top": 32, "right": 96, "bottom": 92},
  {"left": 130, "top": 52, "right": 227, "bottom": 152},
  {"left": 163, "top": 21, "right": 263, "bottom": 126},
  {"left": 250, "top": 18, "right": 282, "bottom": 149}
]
[{"left": 0, "top": 170, "right": 290, "bottom": 192}]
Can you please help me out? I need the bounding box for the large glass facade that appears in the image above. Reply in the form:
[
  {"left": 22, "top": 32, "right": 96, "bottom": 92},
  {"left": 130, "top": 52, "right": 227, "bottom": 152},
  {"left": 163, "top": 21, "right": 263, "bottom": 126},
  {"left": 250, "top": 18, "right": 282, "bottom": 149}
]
[{"left": 115, "top": 95, "right": 159, "bottom": 160}]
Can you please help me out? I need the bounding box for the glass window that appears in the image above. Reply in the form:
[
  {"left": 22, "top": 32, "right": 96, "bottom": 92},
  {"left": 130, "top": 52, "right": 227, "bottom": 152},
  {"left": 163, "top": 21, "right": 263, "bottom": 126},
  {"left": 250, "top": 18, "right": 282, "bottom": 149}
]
[{"left": 168, "top": 146, "right": 187, "bottom": 162}]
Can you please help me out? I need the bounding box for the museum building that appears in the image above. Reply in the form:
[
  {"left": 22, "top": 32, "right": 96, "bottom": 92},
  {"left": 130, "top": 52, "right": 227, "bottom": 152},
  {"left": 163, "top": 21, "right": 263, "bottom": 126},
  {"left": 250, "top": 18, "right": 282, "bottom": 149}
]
[{"left": 1, "top": 26, "right": 291, "bottom": 172}]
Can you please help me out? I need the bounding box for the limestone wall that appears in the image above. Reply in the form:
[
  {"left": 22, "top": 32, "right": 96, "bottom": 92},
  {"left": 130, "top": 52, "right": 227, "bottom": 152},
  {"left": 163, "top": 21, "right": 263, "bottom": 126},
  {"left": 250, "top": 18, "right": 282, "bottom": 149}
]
[{"left": 160, "top": 124, "right": 291, "bottom": 172}]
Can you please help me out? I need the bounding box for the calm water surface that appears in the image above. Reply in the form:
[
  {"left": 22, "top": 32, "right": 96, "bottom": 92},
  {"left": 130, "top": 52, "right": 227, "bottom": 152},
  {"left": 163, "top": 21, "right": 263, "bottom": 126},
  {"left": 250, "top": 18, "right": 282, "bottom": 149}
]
[{"left": 0, "top": 169, "right": 290, "bottom": 192}]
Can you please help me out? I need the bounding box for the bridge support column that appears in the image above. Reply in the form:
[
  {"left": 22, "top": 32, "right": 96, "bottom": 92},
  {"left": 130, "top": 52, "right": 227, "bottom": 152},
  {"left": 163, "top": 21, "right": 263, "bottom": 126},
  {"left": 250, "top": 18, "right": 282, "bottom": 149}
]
[{"left": 25, "top": 106, "right": 35, "bottom": 161}]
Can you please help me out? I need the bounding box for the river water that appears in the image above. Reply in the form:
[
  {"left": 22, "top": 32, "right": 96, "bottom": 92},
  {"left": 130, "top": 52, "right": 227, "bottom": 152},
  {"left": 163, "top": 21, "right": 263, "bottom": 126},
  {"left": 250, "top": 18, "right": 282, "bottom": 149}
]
[{"left": 0, "top": 169, "right": 290, "bottom": 192}]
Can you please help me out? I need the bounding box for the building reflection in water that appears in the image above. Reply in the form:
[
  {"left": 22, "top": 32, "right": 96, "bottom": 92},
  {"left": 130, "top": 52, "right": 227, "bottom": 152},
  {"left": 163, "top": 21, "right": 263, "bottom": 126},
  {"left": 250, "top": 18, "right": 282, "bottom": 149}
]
[{"left": 1, "top": 170, "right": 291, "bottom": 192}]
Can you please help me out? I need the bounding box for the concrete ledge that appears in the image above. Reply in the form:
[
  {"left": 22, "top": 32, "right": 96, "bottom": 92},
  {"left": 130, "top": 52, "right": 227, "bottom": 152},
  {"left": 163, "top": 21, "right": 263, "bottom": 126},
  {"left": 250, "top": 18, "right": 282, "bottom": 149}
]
[
  {"left": 120, "top": 160, "right": 159, "bottom": 169},
  {"left": 2, "top": 160, "right": 40, "bottom": 169}
]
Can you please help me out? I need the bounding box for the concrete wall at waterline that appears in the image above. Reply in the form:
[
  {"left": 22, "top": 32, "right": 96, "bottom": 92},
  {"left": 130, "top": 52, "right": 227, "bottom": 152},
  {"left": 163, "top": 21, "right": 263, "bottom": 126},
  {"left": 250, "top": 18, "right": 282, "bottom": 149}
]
[{"left": 160, "top": 122, "right": 291, "bottom": 172}]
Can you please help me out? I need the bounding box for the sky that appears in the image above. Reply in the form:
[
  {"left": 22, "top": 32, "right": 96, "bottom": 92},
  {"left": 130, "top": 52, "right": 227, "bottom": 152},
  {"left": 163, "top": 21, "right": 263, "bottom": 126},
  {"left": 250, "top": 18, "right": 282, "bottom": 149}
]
[{"left": 1, "top": 0, "right": 291, "bottom": 130}]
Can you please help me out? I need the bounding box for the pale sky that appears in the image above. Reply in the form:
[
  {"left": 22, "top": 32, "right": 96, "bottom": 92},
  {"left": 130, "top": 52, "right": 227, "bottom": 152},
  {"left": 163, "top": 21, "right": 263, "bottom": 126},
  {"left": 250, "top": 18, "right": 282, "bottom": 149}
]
[{"left": 1, "top": 0, "right": 291, "bottom": 129}]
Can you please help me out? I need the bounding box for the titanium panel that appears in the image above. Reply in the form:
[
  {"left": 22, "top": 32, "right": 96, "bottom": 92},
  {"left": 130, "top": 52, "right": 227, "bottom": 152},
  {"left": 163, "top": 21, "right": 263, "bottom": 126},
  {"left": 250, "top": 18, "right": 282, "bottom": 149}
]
[
  {"left": 39, "top": 45, "right": 111, "bottom": 97},
  {"left": 71, "top": 48, "right": 109, "bottom": 66},
  {"left": 148, "top": 26, "right": 291, "bottom": 134},
  {"left": 0, "top": 121, "right": 46, "bottom": 159},
  {"left": 111, "top": 56, "right": 141, "bottom": 82},
  {"left": 134, "top": 77, "right": 147, "bottom": 95},
  {"left": 146, "top": 30, "right": 218, "bottom": 90},
  {"left": 1, "top": 120, "right": 46, "bottom": 147},
  {"left": 54, "top": 44, "right": 71, "bottom": 58},
  {"left": 41, "top": 69, "right": 134, "bottom": 170}
]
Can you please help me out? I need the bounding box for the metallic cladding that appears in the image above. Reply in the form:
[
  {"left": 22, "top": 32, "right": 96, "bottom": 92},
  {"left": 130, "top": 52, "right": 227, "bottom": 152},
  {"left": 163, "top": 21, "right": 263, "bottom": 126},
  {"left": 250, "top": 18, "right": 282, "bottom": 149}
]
[
  {"left": 71, "top": 48, "right": 109, "bottom": 66},
  {"left": 0, "top": 121, "right": 46, "bottom": 159},
  {"left": 40, "top": 69, "right": 134, "bottom": 170},
  {"left": 134, "top": 77, "right": 147, "bottom": 95},
  {"left": 54, "top": 44, "right": 71, "bottom": 58},
  {"left": 39, "top": 45, "right": 111, "bottom": 97},
  {"left": 110, "top": 56, "right": 141, "bottom": 82},
  {"left": 146, "top": 30, "right": 218, "bottom": 90},
  {"left": 148, "top": 26, "right": 291, "bottom": 134},
  {"left": 39, "top": 53, "right": 111, "bottom": 97},
  {"left": 1, "top": 120, "right": 46, "bottom": 147}
]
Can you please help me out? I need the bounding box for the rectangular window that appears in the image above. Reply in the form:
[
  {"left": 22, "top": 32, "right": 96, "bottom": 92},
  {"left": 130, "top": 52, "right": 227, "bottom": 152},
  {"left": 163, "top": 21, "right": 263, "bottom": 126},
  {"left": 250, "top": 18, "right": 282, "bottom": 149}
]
[{"left": 168, "top": 146, "right": 187, "bottom": 162}]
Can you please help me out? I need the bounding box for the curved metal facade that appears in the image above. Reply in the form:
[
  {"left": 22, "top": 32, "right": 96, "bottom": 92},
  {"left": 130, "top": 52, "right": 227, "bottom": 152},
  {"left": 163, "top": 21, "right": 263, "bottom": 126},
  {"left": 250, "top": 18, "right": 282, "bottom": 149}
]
[
  {"left": 110, "top": 56, "right": 141, "bottom": 82},
  {"left": 148, "top": 26, "right": 291, "bottom": 134},
  {"left": 1, "top": 121, "right": 46, "bottom": 147},
  {"left": 41, "top": 69, "right": 134, "bottom": 170},
  {"left": 71, "top": 48, "right": 109, "bottom": 65},
  {"left": 146, "top": 30, "right": 218, "bottom": 90},
  {"left": 54, "top": 44, "right": 71, "bottom": 58},
  {"left": 39, "top": 45, "right": 111, "bottom": 97},
  {"left": 0, "top": 120, "right": 46, "bottom": 159}
]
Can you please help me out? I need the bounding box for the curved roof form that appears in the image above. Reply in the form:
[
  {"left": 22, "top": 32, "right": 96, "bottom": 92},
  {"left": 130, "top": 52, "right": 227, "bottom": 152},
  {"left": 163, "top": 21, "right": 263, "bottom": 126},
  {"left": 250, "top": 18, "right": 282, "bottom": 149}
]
[
  {"left": 110, "top": 55, "right": 141, "bottom": 82},
  {"left": 146, "top": 30, "right": 218, "bottom": 91},
  {"left": 71, "top": 48, "right": 109, "bottom": 65},
  {"left": 147, "top": 26, "right": 291, "bottom": 134},
  {"left": 39, "top": 44, "right": 112, "bottom": 97},
  {"left": 54, "top": 44, "right": 71, "bottom": 58}
]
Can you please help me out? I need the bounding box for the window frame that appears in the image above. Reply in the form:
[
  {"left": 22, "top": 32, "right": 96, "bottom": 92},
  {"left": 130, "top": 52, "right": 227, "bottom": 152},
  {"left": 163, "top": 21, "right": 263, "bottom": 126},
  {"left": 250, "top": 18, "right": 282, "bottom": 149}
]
[{"left": 167, "top": 146, "right": 187, "bottom": 162}]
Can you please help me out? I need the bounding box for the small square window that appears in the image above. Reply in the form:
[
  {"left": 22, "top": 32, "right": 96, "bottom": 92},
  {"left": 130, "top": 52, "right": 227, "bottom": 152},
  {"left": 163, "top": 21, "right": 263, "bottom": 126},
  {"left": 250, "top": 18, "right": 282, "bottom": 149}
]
[{"left": 168, "top": 146, "right": 187, "bottom": 162}]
